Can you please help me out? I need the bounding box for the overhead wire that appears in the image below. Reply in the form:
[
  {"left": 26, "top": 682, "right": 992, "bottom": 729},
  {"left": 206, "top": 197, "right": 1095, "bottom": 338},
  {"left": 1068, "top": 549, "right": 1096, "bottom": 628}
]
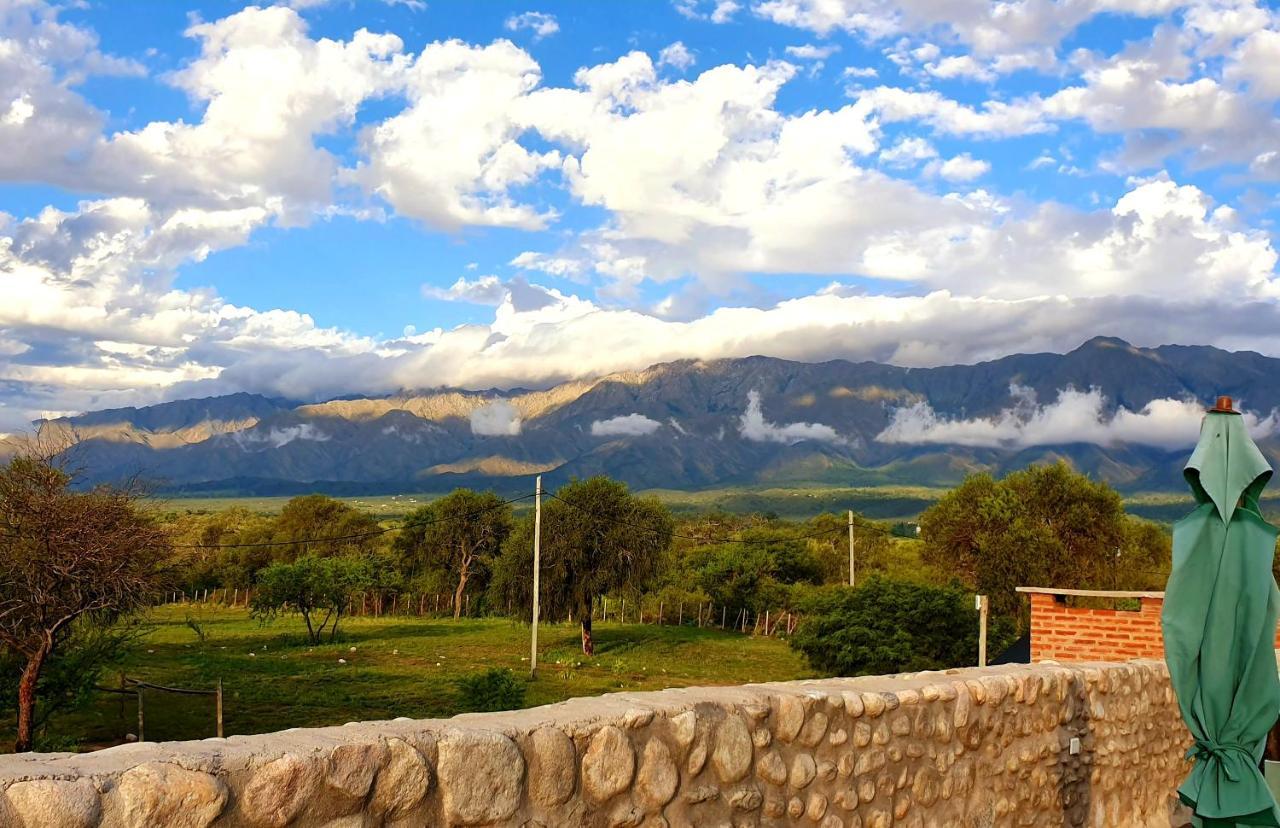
[
  {"left": 168, "top": 486, "right": 909, "bottom": 550},
  {"left": 171, "top": 492, "right": 537, "bottom": 549},
  {"left": 544, "top": 491, "right": 901, "bottom": 545}
]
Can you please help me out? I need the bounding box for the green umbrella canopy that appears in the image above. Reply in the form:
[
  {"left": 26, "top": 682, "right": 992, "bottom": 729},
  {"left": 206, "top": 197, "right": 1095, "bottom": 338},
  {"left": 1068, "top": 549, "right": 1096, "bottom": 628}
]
[{"left": 1163, "top": 407, "right": 1280, "bottom": 826}]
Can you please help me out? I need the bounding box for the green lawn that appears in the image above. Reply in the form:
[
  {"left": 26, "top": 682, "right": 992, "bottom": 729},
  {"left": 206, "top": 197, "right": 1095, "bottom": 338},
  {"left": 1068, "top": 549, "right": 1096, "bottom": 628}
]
[{"left": 5, "top": 605, "right": 813, "bottom": 752}]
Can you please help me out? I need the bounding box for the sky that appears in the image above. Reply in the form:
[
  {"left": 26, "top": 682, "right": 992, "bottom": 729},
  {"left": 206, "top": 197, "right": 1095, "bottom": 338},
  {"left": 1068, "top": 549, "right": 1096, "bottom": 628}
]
[{"left": 1, "top": 0, "right": 1279, "bottom": 433}]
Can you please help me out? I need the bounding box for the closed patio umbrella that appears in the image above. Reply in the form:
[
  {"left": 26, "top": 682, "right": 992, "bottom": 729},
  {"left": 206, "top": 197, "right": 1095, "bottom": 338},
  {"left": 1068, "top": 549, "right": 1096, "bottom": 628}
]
[{"left": 1163, "top": 396, "right": 1280, "bottom": 826}]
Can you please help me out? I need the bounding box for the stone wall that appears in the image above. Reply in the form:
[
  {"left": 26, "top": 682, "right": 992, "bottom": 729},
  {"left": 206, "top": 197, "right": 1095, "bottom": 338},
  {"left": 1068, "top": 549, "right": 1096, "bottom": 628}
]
[{"left": 0, "top": 660, "right": 1192, "bottom": 828}]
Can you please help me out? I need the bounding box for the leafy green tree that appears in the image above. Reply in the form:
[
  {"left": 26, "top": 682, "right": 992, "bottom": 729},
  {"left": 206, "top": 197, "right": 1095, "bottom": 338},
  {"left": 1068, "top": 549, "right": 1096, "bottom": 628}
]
[
  {"left": 271, "top": 495, "right": 381, "bottom": 560},
  {"left": 251, "top": 556, "right": 373, "bottom": 644},
  {"left": 919, "top": 462, "right": 1164, "bottom": 616},
  {"left": 790, "top": 576, "right": 1017, "bottom": 676},
  {"left": 394, "top": 490, "right": 513, "bottom": 618},
  {"left": 491, "top": 477, "right": 673, "bottom": 654}
]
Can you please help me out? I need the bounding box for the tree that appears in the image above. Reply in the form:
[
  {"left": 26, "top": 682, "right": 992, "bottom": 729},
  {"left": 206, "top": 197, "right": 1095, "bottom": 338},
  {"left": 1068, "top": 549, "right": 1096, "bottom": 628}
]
[
  {"left": 491, "top": 477, "right": 673, "bottom": 655},
  {"left": 394, "top": 490, "right": 513, "bottom": 618},
  {"left": 0, "top": 443, "right": 172, "bottom": 752},
  {"left": 251, "top": 556, "right": 373, "bottom": 644},
  {"left": 789, "top": 576, "right": 1017, "bottom": 676},
  {"left": 0, "top": 619, "right": 144, "bottom": 750},
  {"left": 271, "top": 494, "right": 381, "bottom": 560},
  {"left": 918, "top": 462, "right": 1166, "bottom": 617}
]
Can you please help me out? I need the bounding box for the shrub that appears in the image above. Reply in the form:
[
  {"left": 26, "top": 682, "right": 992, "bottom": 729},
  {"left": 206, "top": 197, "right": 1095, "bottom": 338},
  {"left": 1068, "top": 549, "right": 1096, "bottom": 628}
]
[
  {"left": 789, "top": 575, "right": 1016, "bottom": 676},
  {"left": 454, "top": 668, "right": 527, "bottom": 713}
]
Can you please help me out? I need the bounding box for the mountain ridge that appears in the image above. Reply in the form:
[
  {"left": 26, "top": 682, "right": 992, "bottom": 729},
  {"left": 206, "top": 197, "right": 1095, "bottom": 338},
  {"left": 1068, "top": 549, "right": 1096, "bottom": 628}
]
[{"left": 27, "top": 337, "right": 1280, "bottom": 494}]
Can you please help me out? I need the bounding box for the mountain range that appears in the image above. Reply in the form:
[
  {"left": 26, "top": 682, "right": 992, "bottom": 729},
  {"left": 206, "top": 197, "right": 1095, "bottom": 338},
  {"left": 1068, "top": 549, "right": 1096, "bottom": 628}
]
[{"left": 25, "top": 336, "right": 1280, "bottom": 495}]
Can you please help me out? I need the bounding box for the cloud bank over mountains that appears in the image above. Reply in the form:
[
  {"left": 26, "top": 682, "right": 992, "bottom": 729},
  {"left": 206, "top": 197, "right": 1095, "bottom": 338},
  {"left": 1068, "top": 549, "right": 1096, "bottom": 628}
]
[
  {"left": 877, "top": 385, "right": 1280, "bottom": 450},
  {"left": 1, "top": 0, "right": 1279, "bottom": 432}
]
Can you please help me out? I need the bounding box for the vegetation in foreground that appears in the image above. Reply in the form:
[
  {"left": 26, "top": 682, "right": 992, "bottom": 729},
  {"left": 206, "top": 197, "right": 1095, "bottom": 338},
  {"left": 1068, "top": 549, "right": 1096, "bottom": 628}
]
[
  {"left": 0, "top": 605, "right": 811, "bottom": 752},
  {"left": 2, "top": 433, "right": 1182, "bottom": 753}
]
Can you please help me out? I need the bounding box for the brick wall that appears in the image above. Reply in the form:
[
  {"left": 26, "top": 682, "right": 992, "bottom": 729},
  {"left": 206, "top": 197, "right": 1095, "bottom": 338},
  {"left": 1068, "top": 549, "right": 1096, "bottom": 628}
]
[{"left": 1027, "top": 590, "right": 1280, "bottom": 661}]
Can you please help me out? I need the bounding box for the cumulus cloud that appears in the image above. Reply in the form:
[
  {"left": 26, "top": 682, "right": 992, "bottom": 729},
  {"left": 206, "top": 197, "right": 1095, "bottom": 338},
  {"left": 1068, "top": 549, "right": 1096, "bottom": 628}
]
[
  {"left": 675, "top": 0, "right": 741, "bottom": 23},
  {"left": 658, "top": 41, "right": 697, "bottom": 71},
  {"left": 926, "top": 153, "right": 991, "bottom": 181},
  {"left": 504, "top": 11, "right": 560, "bottom": 40},
  {"left": 423, "top": 275, "right": 507, "bottom": 305},
  {"left": 739, "top": 390, "right": 845, "bottom": 444},
  {"left": 591, "top": 413, "right": 663, "bottom": 437},
  {"left": 349, "top": 39, "right": 561, "bottom": 230},
  {"left": 876, "top": 385, "right": 1280, "bottom": 449},
  {"left": 470, "top": 400, "right": 522, "bottom": 436}
]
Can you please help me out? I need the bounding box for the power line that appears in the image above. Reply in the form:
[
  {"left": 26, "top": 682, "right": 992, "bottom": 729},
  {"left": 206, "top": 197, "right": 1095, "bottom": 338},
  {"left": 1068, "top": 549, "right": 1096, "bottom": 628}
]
[
  {"left": 545, "top": 492, "right": 896, "bottom": 545},
  {"left": 172, "top": 493, "right": 536, "bottom": 549},
  {"left": 169, "top": 486, "right": 907, "bottom": 551}
]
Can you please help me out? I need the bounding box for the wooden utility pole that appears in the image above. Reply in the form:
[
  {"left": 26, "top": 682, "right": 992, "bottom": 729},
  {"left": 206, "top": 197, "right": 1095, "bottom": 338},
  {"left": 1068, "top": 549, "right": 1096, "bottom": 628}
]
[
  {"left": 530, "top": 476, "right": 542, "bottom": 678},
  {"left": 977, "top": 594, "right": 989, "bottom": 667},
  {"left": 847, "top": 510, "right": 856, "bottom": 587}
]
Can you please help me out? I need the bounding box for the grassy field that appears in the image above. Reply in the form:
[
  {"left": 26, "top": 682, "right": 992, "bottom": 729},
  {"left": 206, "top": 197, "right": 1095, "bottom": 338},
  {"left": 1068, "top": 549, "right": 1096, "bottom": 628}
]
[{"left": 3, "top": 605, "right": 813, "bottom": 752}]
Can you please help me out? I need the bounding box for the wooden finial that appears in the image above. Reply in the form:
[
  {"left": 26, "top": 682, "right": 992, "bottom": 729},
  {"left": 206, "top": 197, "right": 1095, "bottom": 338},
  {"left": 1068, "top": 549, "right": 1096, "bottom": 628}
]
[{"left": 1209, "top": 395, "right": 1237, "bottom": 414}]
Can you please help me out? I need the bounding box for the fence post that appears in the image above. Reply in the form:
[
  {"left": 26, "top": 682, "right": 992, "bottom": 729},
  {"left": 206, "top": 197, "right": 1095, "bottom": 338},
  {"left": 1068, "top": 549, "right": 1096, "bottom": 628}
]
[
  {"left": 721, "top": 605, "right": 726, "bottom": 628},
  {"left": 216, "top": 679, "right": 224, "bottom": 738},
  {"left": 136, "top": 689, "right": 144, "bottom": 743},
  {"left": 678, "top": 602, "right": 683, "bottom": 626},
  {"left": 658, "top": 601, "right": 664, "bottom": 625}
]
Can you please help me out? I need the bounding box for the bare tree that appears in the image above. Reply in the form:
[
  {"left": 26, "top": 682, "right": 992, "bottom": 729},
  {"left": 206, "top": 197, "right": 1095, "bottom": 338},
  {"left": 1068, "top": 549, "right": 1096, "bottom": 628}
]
[{"left": 0, "top": 437, "right": 172, "bottom": 751}]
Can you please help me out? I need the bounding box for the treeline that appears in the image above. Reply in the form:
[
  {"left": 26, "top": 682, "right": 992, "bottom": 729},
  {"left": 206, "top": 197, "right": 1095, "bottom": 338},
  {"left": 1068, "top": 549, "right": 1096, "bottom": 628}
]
[{"left": 163, "top": 462, "right": 1174, "bottom": 661}]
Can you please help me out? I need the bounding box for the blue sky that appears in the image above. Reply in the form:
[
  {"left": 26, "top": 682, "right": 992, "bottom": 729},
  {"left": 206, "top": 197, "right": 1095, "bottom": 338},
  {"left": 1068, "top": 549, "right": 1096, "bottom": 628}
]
[{"left": 1, "top": 0, "right": 1279, "bottom": 430}]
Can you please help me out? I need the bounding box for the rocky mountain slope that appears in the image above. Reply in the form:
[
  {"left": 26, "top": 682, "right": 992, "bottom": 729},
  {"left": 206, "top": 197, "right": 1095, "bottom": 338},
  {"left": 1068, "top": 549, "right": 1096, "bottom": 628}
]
[{"left": 32, "top": 337, "right": 1280, "bottom": 494}]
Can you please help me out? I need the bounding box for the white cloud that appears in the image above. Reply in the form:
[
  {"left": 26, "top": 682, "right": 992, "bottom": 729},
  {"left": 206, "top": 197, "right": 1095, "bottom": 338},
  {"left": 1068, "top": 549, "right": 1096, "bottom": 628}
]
[
  {"left": 876, "top": 385, "right": 1279, "bottom": 449},
  {"left": 855, "top": 87, "right": 1051, "bottom": 136},
  {"left": 349, "top": 39, "right": 561, "bottom": 230},
  {"left": 591, "top": 413, "right": 663, "bottom": 437},
  {"left": 924, "top": 54, "right": 996, "bottom": 82},
  {"left": 470, "top": 400, "right": 522, "bottom": 435},
  {"left": 739, "top": 390, "right": 845, "bottom": 444},
  {"left": 927, "top": 153, "right": 991, "bottom": 181},
  {"left": 785, "top": 43, "right": 840, "bottom": 60},
  {"left": 751, "top": 0, "right": 1182, "bottom": 58},
  {"left": 658, "top": 41, "right": 697, "bottom": 71},
  {"left": 675, "top": 0, "right": 741, "bottom": 23},
  {"left": 234, "top": 423, "right": 330, "bottom": 449},
  {"left": 423, "top": 275, "right": 507, "bottom": 305},
  {"left": 879, "top": 136, "right": 937, "bottom": 166},
  {"left": 504, "top": 11, "right": 560, "bottom": 40}
]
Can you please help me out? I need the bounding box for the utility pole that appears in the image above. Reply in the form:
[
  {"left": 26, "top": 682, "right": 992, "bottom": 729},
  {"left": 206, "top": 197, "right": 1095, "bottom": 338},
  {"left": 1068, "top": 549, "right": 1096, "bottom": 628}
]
[
  {"left": 847, "top": 510, "right": 856, "bottom": 588},
  {"left": 530, "top": 475, "right": 542, "bottom": 678},
  {"left": 976, "top": 594, "right": 989, "bottom": 667}
]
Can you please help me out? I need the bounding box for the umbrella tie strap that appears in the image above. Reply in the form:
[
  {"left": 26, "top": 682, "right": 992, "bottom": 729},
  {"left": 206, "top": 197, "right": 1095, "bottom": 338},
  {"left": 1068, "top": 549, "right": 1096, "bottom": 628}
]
[{"left": 1185, "top": 740, "right": 1255, "bottom": 781}]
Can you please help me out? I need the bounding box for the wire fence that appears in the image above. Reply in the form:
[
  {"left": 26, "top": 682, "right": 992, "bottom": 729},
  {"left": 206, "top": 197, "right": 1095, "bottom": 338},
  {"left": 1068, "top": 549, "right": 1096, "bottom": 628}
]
[
  {"left": 93, "top": 674, "right": 222, "bottom": 743},
  {"left": 159, "top": 587, "right": 802, "bottom": 638}
]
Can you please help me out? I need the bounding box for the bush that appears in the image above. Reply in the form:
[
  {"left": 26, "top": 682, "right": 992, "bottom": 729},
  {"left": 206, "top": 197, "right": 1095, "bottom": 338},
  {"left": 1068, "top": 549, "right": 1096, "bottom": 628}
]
[
  {"left": 789, "top": 575, "right": 1016, "bottom": 676},
  {"left": 454, "top": 668, "right": 527, "bottom": 713}
]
